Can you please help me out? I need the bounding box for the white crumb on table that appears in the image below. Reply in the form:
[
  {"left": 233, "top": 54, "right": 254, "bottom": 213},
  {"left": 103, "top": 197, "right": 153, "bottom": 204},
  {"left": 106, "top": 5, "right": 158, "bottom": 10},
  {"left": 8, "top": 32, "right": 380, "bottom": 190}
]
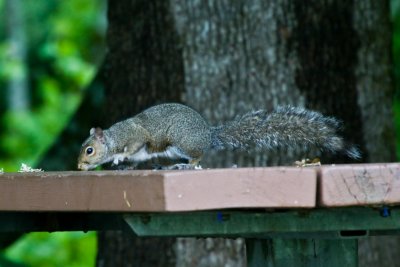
[
  {"left": 18, "top": 163, "right": 43, "bottom": 172},
  {"left": 294, "top": 158, "right": 321, "bottom": 167}
]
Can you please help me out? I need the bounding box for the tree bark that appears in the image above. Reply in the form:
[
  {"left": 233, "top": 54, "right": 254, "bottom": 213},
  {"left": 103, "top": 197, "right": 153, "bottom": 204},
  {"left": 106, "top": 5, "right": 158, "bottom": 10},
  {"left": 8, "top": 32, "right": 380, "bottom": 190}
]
[
  {"left": 104, "top": 0, "right": 185, "bottom": 122},
  {"left": 96, "top": 231, "right": 176, "bottom": 267},
  {"left": 41, "top": 0, "right": 398, "bottom": 266},
  {"left": 96, "top": 1, "right": 185, "bottom": 266}
]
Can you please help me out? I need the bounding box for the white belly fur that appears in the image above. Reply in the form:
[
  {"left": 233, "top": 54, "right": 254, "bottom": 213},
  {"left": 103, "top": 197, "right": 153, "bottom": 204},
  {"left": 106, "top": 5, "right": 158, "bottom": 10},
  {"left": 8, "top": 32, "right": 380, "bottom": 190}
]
[{"left": 128, "top": 145, "right": 191, "bottom": 163}]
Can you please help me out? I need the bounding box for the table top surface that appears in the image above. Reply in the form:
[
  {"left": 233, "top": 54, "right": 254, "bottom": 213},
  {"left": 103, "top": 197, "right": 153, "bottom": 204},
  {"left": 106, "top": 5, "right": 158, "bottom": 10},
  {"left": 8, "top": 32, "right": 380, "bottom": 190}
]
[{"left": 1, "top": 163, "right": 399, "bottom": 212}]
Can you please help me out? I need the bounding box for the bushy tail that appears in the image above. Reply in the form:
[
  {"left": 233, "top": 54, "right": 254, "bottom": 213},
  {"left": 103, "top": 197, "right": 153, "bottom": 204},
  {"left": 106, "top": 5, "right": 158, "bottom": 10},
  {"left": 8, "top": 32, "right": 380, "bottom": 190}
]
[{"left": 210, "top": 106, "right": 361, "bottom": 159}]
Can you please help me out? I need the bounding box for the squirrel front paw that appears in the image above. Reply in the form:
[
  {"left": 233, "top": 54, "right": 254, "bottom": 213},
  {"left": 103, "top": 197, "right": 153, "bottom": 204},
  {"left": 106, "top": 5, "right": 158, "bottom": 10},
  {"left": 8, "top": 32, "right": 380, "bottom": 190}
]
[{"left": 112, "top": 154, "right": 126, "bottom": 165}]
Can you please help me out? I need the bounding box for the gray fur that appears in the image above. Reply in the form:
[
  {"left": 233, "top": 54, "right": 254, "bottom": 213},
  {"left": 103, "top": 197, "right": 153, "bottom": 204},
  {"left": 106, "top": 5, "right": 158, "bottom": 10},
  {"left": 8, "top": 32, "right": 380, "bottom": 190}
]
[
  {"left": 210, "top": 106, "right": 361, "bottom": 159},
  {"left": 78, "top": 104, "right": 361, "bottom": 170}
]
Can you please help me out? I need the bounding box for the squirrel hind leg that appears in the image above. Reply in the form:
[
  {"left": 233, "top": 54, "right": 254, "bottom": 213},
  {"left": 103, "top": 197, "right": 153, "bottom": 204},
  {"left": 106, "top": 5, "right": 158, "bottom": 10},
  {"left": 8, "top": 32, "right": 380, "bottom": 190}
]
[
  {"left": 189, "top": 158, "right": 201, "bottom": 166},
  {"left": 163, "top": 163, "right": 196, "bottom": 170},
  {"left": 159, "top": 157, "right": 202, "bottom": 170}
]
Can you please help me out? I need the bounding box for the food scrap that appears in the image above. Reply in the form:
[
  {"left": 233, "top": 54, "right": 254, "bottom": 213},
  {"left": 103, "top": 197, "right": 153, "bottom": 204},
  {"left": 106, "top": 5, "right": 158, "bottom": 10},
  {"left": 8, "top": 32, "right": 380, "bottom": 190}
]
[
  {"left": 294, "top": 158, "right": 321, "bottom": 167},
  {"left": 18, "top": 163, "right": 43, "bottom": 172}
]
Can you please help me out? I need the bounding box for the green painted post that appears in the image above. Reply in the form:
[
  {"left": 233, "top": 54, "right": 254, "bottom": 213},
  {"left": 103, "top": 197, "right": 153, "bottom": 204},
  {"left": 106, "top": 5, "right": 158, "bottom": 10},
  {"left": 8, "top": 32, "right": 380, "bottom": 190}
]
[{"left": 246, "top": 239, "right": 358, "bottom": 267}]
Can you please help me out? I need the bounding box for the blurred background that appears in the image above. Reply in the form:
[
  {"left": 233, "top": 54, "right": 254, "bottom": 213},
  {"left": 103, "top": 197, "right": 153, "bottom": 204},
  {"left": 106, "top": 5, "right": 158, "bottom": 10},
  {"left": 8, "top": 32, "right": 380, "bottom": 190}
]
[
  {"left": 0, "top": 0, "right": 399, "bottom": 266},
  {"left": 0, "top": 0, "right": 105, "bottom": 266}
]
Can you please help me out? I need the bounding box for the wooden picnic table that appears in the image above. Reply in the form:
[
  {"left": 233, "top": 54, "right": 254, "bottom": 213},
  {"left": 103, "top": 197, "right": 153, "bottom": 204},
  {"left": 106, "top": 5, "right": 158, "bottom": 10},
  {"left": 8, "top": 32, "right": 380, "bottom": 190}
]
[{"left": 1, "top": 163, "right": 399, "bottom": 267}]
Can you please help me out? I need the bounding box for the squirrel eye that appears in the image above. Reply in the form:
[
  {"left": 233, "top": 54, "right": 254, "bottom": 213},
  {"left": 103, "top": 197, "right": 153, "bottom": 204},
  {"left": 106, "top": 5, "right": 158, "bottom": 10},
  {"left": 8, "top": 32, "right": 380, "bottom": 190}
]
[{"left": 86, "top": 147, "right": 94, "bottom": 155}]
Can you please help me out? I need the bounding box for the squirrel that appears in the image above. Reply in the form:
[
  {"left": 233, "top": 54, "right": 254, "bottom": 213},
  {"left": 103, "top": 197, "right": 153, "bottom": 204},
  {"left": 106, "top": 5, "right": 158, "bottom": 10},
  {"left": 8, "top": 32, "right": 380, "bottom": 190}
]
[{"left": 77, "top": 103, "right": 360, "bottom": 170}]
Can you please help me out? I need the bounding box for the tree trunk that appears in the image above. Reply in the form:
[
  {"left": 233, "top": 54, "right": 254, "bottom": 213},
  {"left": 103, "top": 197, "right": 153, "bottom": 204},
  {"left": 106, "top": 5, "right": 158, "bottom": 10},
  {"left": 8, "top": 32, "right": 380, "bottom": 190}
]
[
  {"left": 41, "top": 0, "right": 398, "bottom": 266},
  {"left": 96, "top": 1, "right": 185, "bottom": 266}
]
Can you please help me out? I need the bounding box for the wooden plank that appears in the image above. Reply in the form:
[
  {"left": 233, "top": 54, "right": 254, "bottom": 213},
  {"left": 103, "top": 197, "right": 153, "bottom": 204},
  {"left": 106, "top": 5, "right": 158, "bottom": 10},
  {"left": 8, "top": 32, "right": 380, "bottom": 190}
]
[
  {"left": 0, "top": 171, "right": 166, "bottom": 212},
  {"left": 124, "top": 207, "right": 400, "bottom": 237},
  {"left": 319, "top": 163, "right": 400, "bottom": 207},
  {"left": 1, "top": 207, "right": 399, "bottom": 234},
  {"left": 0, "top": 167, "right": 317, "bottom": 212},
  {"left": 162, "top": 168, "right": 317, "bottom": 211}
]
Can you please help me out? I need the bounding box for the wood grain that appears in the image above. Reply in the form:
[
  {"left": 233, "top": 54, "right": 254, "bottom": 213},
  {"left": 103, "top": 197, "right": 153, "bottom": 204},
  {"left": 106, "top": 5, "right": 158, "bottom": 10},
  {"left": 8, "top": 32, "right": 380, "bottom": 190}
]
[
  {"left": 2, "top": 164, "right": 399, "bottom": 212},
  {"left": 0, "top": 171, "right": 165, "bottom": 212},
  {"left": 319, "top": 163, "right": 400, "bottom": 206},
  {"left": 163, "top": 168, "right": 317, "bottom": 211},
  {"left": 0, "top": 167, "right": 317, "bottom": 212}
]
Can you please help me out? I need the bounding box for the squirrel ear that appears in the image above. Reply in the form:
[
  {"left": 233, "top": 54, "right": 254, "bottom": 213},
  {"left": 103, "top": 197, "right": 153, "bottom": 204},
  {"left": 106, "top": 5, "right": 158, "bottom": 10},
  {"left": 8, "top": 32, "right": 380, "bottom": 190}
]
[
  {"left": 90, "top": 128, "right": 96, "bottom": 135},
  {"left": 94, "top": 127, "right": 103, "bottom": 137},
  {"left": 93, "top": 127, "right": 105, "bottom": 143}
]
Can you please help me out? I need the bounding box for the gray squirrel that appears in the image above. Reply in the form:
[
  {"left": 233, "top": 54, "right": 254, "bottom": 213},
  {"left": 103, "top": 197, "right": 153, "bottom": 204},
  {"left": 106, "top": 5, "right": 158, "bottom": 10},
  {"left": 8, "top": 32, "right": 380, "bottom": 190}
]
[{"left": 77, "top": 103, "right": 360, "bottom": 170}]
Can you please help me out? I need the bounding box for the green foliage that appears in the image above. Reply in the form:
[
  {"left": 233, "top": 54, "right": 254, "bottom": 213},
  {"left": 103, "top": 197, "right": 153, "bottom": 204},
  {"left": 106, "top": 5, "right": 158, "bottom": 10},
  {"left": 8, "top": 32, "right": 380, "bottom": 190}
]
[
  {"left": 0, "top": 0, "right": 104, "bottom": 266},
  {"left": 0, "top": 43, "right": 26, "bottom": 81},
  {"left": 2, "top": 232, "right": 97, "bottom": 267},
  {"left": 0, "top": 0, "right": 104, "bottom": 171}
]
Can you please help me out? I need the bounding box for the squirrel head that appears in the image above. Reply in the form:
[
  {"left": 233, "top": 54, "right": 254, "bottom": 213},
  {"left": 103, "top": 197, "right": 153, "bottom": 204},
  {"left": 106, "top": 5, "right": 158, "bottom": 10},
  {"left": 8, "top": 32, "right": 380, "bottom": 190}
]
[{"left": 77, "top": 127, "right": 109, "bottom": 170}]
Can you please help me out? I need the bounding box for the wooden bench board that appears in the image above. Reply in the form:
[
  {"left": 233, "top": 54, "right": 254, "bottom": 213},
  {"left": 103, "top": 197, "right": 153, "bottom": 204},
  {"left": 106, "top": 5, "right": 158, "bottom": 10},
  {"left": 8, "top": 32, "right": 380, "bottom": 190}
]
[
  {"left": 0, "top": 163, "right": 399, "bottom": 212},
  {"left": 0, "top": 167, "right": 316, "bottom": 212},
  {"left": 319, "top": 163, "right": 400, "bottom": 207},
  {"left": 2, "top": 164, "right": 399, "bottom": 267}
]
